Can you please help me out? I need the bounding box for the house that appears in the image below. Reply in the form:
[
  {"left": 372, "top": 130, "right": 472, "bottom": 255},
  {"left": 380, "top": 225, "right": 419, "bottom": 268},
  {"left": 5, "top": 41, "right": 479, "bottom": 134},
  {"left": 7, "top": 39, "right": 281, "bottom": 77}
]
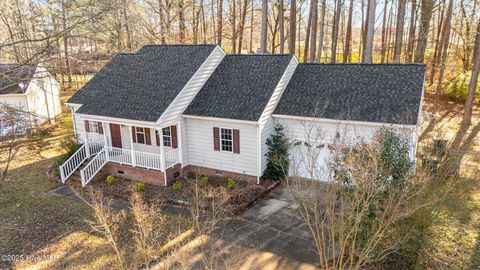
[
  {"left": 0, "top": 63, "right": 61, "bottom": 135},
  {"left": 60, "top": 45, "right": 425, "bottom": 187}
]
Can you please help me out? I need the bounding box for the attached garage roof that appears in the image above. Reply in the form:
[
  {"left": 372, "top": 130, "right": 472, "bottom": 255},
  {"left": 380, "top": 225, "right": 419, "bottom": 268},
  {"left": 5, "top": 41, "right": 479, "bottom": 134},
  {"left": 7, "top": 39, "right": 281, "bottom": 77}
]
[
  {"left": 184, "top": 54, "right": 293, "bottom": 121},
  {"left": 68, "top": 45, "right": 216, "bottom": 122},
  {"left": 274, "top": 63, "right": 426, "bottom": 125}
]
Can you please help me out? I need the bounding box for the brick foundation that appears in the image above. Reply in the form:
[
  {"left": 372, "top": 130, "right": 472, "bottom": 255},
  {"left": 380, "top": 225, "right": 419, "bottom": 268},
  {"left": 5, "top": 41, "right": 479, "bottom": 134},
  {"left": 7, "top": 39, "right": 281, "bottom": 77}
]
[
  {"left": 182, "top": 165, "right": 257, "bottom": 182},
  {"left": 94, "top": 162, "right": 183, "bottom": 186}
]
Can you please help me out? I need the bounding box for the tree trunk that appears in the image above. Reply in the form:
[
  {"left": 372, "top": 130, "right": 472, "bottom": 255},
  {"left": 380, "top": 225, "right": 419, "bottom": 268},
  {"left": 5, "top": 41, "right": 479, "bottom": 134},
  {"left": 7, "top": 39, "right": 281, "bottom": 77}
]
[
  {"left": 414, "top": 0, "right": 433, "bottom": 62},
  {"left": 316, "top": 0, "right": 326, "bottom": 62},
  {"left": 362, "top": 0, "right": 376, "bottom": 63},
  {"left": 289, "top": 0, "right": 296, "bottom": 54},
  {"left": 231, "top": 0, "right": 237, "bottom": 52},
  {"left": 380, "top": 0, "right": 388, "bottom": 63},
  {"left": 158, "top": 0, "right": 167, "bottom": 44},
  {"left": 279, "top": 0, "right": 285, "bottom": 53},
  {"left": 238, "top": 0, "right": 249, "bottom": 52},
  {"left": 178, "top": 0, "right": 186, "bottom": 43},
  {"left": 303, "top": 0, "right": 314, "bottom": 61},
  {"left": 249, "top": 0, "right": 254, "bottom": 52},
  {"left": 217, "top": 0, "right": 223, "bottom": 46},
  {"left": 429, "top": 0, "right": 446, "bottom": 84},
  {"left": 343, "top": 0, "right": 354, "bottom": 62},
  {"left": 405, "top": 0, "right": 417, "bottom": 62},
  {"left": 260, "top": 0, "right": 268, "bottom": 53},
  {"left": 60, "top": 0, "right": 72, "bottom": 86},
  {"left": 462, "top": 19, "right": 480, "bottom": 126},
  {"left": 393, "top": 0, "right": 407, "bottom": 62},
  {"left": 435, "top": 0, "right": 454, "bottom": 96},
  {"left": 122, "top": 0, "right": 132, "bottom": 50},
  {"left": 309, "top": 0, "right": 318, "bottom": 62},
  {"left": 331, "top": 0, "right": 342, "bottom": 63}
]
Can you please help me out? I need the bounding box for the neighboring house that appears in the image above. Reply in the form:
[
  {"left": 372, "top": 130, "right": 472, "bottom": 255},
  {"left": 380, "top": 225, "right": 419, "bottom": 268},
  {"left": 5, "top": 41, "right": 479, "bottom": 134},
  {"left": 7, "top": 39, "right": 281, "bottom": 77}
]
[
  {"left": 60, "top": 45, "right": 425, "bottom": 187},
  {"left": 0, "top": 63, "right": 61, "bottom": 135}
]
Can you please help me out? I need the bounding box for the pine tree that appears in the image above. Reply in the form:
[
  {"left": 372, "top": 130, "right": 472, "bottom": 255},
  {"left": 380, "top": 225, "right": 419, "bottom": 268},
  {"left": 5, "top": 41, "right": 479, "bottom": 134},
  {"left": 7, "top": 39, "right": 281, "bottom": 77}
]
[{"left": 262, "top": 124, "right": 289, "bottom": 181}]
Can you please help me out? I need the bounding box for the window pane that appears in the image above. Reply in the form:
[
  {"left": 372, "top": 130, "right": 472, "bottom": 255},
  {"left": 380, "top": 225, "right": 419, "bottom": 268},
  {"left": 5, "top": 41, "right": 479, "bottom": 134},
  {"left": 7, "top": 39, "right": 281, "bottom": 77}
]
[
  {"left": 137, "top": 133, "right": 145, "bottom": 144},
  {"left": 162, "top": 127, "right": 171, "bottom": 147},
  {"left": 220, "top": 128, "right": 233, "bottom": 152}
]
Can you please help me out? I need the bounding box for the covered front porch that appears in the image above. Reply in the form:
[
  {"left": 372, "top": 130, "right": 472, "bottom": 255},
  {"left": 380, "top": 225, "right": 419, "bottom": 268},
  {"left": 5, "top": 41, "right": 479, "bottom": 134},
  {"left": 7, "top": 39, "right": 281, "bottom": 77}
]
[{"left": 60, "top": 116, "right": 182, "bottom": 187}]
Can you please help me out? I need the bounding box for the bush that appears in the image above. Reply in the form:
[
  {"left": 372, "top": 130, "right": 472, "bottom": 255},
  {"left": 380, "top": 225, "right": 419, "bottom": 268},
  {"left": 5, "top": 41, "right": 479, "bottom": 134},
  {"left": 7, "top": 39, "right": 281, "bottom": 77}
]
[
  {"left": 262, "top": 124, "right": 289, "bottom": 181},
  {"left": 135, "top": 181, "right": 146, "bottom": 192},
  {"left": 106, "top": 175, "right": 116, "bottom": 185},
  {"left": 186, "top": 171, "right": 196, "bottom": 180},
  {"left": 227, "top": 178, "right": 236, "bottom": 190},
  {"left": 445, "top": 70, "right": 480, "bottom": 101},
  {"left": 172, "top": 181, "right": 182, "bottom": 191},
  {"left": 199, "top": 176, "right": 209, "bottom": 186}
]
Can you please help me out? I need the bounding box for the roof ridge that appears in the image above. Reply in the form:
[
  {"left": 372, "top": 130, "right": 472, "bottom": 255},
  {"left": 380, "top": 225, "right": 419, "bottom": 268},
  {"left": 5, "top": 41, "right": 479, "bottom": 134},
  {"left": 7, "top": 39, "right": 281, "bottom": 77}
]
[
  {"left": 227, "top": 54, "right": 293, "bottom": 56},
  {"left": 299, "top": 63, "right": 425, "bottom": 66},
  {"left": 141, "top": 44, "right": 217, "bottom": 47}
]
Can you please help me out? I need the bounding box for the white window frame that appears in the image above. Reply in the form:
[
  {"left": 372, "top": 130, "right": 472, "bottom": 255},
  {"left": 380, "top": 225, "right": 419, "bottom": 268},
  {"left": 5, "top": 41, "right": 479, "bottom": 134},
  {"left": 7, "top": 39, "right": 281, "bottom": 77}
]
[
  {"left": 162, "top": 126, "right": 172, "bottom": 147},
  {"left": 220, "top": 127, "right": 233, "bottom": 153},
  {"left": 89, "top": 121, "right": 99, "bottom": 133},
  {"left": 135, "top": 127, "right": 146, "bottom": 144}
]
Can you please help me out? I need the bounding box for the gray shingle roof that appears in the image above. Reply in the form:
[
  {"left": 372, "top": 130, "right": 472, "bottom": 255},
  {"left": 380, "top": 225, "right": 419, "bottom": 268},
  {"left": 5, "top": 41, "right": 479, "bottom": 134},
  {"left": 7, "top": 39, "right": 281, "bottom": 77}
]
[
  {"left": 274, "top": 63, "right": 426, "bottom": 125},
  {"left": 0, "top": 63, "right": 37, "bottom": 95},
  {"left": 68, "top": 45, "right": 216, "bottom": 122},
  {"left": 184, "top": 54, "right": 293, "bottom": 121}
]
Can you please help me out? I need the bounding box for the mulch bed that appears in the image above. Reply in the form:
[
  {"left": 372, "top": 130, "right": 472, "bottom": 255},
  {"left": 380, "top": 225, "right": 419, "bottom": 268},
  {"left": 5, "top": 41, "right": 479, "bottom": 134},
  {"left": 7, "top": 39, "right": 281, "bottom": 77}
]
[{"left": 81, "top": 175, "right": 279, "bottom": 216}]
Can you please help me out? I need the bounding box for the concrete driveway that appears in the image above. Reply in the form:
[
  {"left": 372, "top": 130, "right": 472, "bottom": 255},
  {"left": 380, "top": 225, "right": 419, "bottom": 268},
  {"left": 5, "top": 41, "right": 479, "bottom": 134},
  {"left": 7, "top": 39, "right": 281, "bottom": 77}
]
[{"left": 156, "top": 186, "right": 319, "bottom": 269}]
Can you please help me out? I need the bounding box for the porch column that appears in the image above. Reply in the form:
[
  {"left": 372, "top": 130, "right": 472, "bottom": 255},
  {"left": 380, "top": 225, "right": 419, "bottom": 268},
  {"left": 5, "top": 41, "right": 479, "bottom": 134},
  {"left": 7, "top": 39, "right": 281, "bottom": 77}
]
[
  {"left": 177, "top": 122, "right": 183, "bottom": 165},
  {"left": 83, "top": 121, "right": 90, "bottom": 158},
  {"left": 159, "top": 128, "right": 167, "bottom": 186},
  {"left": 103, "top": 121, "right": 109, "bottom": 160},
  {"left": 129, "top": 125, "right": 136, "bottom": 166}
]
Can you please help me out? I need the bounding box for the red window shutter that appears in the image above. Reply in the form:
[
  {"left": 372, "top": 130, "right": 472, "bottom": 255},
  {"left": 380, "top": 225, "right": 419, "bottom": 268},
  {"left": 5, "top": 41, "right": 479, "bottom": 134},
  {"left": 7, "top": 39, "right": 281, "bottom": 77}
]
[
  {"left": 233, "top": 129, "right": 240, "bottom": 154},
  {"left": 171, "top": 125, "right": 178, "bottom": 149},
  {"left": 98, "top": 122, "right": 104, "bottom": 134},
  {"left": 213, "top": 127, "right": 220, "bottom": 151},
  {"left": 155, "top": 130, "right": 160, "bottom": 146},
  {"left": 131, "top": 126, "right": 137, "bottom": 143},
  {"left": 145, "top": 128, "right": 151, "bottom": 145},
  {"left": 84, "top": 120, "right": 90, "bottom": 132}
]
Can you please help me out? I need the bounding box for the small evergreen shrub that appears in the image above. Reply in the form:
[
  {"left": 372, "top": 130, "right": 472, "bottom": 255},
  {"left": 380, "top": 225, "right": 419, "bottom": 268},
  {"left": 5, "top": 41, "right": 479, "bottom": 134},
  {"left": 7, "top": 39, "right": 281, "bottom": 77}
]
[
  {"left": 199, "top": 176, "right": 209, "bottom": 186},
  {"left": 262, "top": 124, "right": 289, "bottom": 181},
  {"left": 135, "top": 181, "right": 146, "bottom": 192},
  {"left": 172, "top": 181, "right": 182, "bottom": 191},
  {"left": 106, "top": 175, "right": 116, "bottom": 185},
  {"left": 186, "top": 171, "right": 196, "bottom": 180},
  {"left": 227, "top": 178, "right": 236, "bottom": 190}
]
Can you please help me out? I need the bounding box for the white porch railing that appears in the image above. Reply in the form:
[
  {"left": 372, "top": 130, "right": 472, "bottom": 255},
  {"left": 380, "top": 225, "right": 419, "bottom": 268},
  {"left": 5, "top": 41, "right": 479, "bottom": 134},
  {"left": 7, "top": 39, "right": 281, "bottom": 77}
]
[
  {"left": 165, "top": 148, "right": 179, "bottom": 168},
  {"left": 59, "top": 139, "right": 105, "bottom": 183},
  {"left": 80, "top": 148, "right": 108, "bottom": 186},
  {"left": 60, "top": 141, "right": 180, "bottom": 186},
  {"left": 59, "top": 144, "right": 87, "bottom": 183}
]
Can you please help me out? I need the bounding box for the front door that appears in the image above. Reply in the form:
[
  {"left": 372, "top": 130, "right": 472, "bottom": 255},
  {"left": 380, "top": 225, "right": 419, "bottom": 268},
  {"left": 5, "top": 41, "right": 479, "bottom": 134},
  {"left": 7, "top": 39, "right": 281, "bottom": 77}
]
[{"left": 110, "top": 123, "right": 122, "bottom": 148}]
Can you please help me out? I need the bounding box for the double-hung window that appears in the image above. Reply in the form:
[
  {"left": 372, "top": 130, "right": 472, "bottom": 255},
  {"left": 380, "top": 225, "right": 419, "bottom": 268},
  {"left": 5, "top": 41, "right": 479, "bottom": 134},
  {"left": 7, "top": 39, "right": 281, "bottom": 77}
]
[
  {"left": 220, "top": 128, "right": 233, "bottom": 152},
  {"left": 135, "top": 127, "right": 146, "bottom": 144},
  {"left": 162, "top": 127, "right": 172, "bottom": 147},
  {"left": 89, "top": 121, "right": 99, "bottom": 133}
]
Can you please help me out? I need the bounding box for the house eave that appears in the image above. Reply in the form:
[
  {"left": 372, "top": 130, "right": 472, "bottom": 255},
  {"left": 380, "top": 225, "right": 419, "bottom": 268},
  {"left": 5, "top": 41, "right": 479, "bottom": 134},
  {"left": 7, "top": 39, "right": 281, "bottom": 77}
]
[
  {"left": 182, "top": 114, "right": 259, "bottom": 126},
  {"left": 76, "top": 112, "right": 157, "bottom": 127},
  {"left": 271, "top": 114, "right": 418, "bottom": 129}
]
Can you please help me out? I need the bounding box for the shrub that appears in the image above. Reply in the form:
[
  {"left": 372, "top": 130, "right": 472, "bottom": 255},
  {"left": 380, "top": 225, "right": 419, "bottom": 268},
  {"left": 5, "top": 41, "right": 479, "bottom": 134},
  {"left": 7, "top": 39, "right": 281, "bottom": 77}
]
[
  {"left": 106, "top": 175, "right": 116, "bottom": 185},
  {"left": 199, "top": 176, "right": 209, "bottom": 186},
  {"left": 172, "top": 181, "right": 182, "bottom": 191},
  {"left": 186, "top": 171, "right": 196, "bottom": 180},
  {"left": 445, "top": 70, "right": 480, "bottom": 101},
  {"left": 262, "top": 124, "right": 289, "bottom": 181},
  {"left": 135, "top": 181, "right": 146, "bottom": 192},
  {"left": 227, "top": 178, "right": 236, "bottom": 190}
]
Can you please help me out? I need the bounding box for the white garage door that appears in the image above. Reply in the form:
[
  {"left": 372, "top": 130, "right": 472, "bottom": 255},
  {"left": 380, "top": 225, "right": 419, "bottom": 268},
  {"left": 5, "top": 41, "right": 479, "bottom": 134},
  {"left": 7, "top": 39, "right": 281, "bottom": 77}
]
[{"left": 289, "top": 141, "right": 332, "bottom": 180}]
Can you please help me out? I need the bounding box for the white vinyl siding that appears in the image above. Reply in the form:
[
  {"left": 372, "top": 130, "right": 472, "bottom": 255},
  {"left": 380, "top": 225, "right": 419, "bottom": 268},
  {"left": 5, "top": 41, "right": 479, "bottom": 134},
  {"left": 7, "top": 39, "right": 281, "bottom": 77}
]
[
  {"left": 186, "top": 117, "right": 258, "bottom": 176},
  {"left": 258, "top": 56, "right": 299, "bottom": 175},
  {"left": 158, "top": 46, "right": 225, "bottom": 126},
  {"left": 274, "top": 116, "right": 418, "bottom": 179}
]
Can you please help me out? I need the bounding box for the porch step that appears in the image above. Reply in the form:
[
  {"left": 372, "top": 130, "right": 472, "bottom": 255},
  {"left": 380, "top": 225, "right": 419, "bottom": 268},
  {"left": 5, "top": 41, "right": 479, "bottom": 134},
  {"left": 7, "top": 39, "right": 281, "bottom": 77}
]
[{"left": 64, "top": 159, "right": 91, "bottom": 186}]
